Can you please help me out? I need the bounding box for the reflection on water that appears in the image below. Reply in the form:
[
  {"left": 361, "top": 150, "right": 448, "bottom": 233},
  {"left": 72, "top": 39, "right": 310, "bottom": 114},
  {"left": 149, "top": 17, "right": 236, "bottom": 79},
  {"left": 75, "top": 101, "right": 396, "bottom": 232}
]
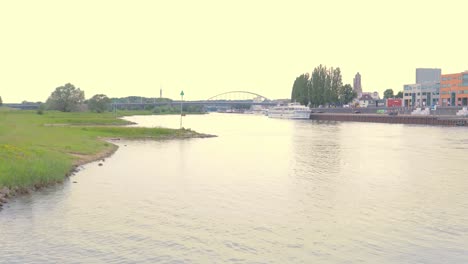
[{"left": 1, "top": 113, "right": 468, "bottom": 263}]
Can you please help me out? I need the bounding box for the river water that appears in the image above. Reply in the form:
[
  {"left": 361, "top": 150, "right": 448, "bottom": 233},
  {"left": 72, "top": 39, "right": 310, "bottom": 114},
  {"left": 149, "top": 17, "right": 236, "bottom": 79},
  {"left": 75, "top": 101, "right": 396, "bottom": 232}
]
[{"left": 1, "top": 113, "right": 468, "bottom": 263}]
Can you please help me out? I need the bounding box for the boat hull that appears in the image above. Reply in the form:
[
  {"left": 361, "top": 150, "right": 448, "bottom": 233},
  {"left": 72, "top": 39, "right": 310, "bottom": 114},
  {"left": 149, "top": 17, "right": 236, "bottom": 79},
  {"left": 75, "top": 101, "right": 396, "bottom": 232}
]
[{"left": 268, "top": 111, "right": 311, "bottom": 119}]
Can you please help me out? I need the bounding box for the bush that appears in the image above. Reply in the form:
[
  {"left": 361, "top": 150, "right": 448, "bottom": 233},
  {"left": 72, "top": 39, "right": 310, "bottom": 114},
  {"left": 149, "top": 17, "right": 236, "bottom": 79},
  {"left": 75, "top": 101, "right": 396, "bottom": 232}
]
[{"left": 37, "top": 104, "right": 45, "bottom": 115}]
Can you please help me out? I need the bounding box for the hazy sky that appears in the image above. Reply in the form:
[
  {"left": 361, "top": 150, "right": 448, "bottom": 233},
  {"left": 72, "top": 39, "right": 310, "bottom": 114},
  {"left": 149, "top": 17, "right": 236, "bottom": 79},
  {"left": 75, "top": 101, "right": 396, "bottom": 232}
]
[{"left": 0, "top": 0, "right": 466, "bottom": 103}]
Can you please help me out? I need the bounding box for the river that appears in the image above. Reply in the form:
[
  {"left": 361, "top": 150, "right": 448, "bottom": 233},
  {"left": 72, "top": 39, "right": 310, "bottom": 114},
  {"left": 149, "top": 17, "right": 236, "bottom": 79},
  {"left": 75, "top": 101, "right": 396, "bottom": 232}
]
[{"left": 1, "top": 113, "right": 468, "bottom": 263}]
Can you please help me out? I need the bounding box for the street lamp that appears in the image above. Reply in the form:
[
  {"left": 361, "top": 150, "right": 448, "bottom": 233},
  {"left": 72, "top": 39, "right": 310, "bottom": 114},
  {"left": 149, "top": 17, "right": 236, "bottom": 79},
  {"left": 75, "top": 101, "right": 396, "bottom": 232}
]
[{"left": 180, "top": 90, "right": 184, "bottom": 129}]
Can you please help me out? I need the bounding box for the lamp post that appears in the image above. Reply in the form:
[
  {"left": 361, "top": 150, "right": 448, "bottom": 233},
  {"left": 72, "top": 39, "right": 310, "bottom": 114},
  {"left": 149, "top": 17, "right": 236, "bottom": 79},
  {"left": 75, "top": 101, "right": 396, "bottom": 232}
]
[{"left": 180, "top": 90, "right": 184, "bottom": 129}]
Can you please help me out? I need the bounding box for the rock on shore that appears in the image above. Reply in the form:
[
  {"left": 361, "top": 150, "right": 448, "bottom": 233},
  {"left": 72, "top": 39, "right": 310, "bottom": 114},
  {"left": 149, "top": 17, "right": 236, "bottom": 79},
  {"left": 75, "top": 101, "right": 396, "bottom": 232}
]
[{"left": 0, "top": 187, "right": 11, "bottom": 208}]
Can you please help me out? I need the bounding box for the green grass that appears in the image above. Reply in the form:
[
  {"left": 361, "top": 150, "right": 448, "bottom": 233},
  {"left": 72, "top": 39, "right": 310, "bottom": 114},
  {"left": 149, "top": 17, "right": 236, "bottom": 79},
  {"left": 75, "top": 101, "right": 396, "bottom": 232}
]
[{"left": 0, "top": 109, "right": 200, "bottom": 188}]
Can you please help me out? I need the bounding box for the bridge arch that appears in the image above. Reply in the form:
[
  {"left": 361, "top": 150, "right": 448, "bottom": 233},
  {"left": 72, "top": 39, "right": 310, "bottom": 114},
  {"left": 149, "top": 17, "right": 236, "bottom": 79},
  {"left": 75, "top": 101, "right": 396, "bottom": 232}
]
[{"left": 206, "top": 91, "right": 270, "bottom": 101}]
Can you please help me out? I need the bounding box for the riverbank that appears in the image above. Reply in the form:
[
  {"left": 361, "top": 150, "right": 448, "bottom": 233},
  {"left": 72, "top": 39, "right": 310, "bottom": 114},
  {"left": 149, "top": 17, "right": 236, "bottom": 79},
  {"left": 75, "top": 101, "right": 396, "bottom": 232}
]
[
  {"left": 310, "top": 113, "right": 468, "bottom": 126},
  {"left": 0, "top": 110, "right": 214, "bottom": 209}
]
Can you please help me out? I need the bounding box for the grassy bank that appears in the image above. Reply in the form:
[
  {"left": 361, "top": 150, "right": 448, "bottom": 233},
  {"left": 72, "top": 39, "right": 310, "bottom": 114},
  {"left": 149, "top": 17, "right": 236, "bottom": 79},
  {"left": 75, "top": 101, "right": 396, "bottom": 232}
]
[{"left": 0, "top": 109, "right": 209, "bottom": 189}]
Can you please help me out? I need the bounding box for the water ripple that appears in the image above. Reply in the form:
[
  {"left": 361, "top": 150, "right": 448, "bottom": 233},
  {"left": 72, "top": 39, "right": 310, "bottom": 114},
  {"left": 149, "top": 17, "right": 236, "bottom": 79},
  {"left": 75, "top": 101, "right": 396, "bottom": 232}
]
[{"left": 2, "top": 114, "right": 468, "bottom": 263}]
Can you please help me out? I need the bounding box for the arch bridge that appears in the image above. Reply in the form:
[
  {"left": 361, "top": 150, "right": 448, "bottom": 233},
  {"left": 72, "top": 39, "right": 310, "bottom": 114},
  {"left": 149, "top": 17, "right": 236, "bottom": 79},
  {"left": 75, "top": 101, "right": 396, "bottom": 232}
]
[
  {"left": 203, "top": 91, "right": 276, "bottom": 112},
  {"left": 206, "top": 91, "right": 270, "bottom": 102}
]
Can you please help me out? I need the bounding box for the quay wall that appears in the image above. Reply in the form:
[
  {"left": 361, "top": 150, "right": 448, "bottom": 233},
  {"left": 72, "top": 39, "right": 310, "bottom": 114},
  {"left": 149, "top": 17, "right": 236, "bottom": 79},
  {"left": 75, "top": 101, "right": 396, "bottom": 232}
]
[
  {"left": 310, "top": 106, "right": 464, "bottom": 116},
  {"left": 310, "top": 113, "right": 468, "bottom": 126}
]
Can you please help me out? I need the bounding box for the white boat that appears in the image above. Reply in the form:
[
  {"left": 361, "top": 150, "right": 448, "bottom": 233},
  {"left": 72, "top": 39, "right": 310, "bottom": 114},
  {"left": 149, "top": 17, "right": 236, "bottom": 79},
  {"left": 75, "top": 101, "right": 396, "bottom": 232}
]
[{"left": 268, "top": 102, "right": 311, "bottom": 119}]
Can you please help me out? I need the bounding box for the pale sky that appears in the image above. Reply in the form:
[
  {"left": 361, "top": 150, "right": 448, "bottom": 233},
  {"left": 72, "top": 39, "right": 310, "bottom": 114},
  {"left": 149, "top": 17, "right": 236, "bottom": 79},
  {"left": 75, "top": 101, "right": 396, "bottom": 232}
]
[{"left": 0, "top": 0, "right": 466, "bottom": 103}]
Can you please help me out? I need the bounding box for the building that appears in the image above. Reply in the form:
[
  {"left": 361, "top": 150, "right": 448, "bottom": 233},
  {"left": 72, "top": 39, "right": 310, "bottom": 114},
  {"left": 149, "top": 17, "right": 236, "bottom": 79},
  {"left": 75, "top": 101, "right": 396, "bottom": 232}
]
[
  {"left": 361, "top": 91, "right": 380, "bottom": 100},
  {"left": 403, "top": 82, "right": 440, "bottom": 107},
  {"left": 357, "top": 93, "right": 385, "bottom": 108},
  {"left": 402, "top": 68, "right": 441, "bottom": 107},
  {"left": 353, "top": 72, "right": 362, "bottom": 96},
  {"left": 439, "top": 71, "right": 468, "bottom": 106},
  {"left": 358, "top": 93, "right": 373, "bottom": 108},
  {"left": 416, "top": 68, "right": 441, "bottom": 84}
]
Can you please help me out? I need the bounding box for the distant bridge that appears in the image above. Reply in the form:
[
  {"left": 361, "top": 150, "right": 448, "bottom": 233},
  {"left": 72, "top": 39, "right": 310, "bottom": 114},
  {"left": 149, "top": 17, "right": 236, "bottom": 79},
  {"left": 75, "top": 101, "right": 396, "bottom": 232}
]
[
  {"left": 3, "top": 103, "right": 40, "bottom": 110},
  {"left": 114, "top": 91, "right": 276, "bottom": 109},
  {"left": 4, "top": 91, "right": 278, "bottom": 110}
]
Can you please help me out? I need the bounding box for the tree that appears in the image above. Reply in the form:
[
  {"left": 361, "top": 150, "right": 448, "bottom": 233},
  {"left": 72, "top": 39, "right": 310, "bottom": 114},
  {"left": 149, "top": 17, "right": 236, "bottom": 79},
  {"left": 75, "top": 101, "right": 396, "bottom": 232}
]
[
  {"left": 395, "top": 91, "right": 403, "bottom": 98},
  {"left": 383, "top": 89, "right": 394, "bottom": 99},
  {"left": 291, "top": 73, "right": 310, "bottom": 105},
  {"left": 88, "top": 94, "right": 111, "bottom": 113},
  {"left": 46, "top": 83, "right": 85, "bottom": 112},
  {"left": 0, "top": 96, "right": 2, "bottom": 106},
  {"left": 329, "top": 67, "right": 343, "bottom": 104},
  {"left": 310, "top": 65, "right": 328, "bottom": 106},
  {"left": 338, "top": 84, "right": 357, "bottom": 104},
  {"left": 290, "top": 65, "right": 357, "bottom": 107}
]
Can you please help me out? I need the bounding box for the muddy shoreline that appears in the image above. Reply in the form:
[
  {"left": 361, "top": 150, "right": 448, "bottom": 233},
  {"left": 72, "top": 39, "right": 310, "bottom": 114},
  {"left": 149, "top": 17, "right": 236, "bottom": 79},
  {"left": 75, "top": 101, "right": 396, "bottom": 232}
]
[{"left": 0, "top": 132, "right": 216, "bottom": 210}]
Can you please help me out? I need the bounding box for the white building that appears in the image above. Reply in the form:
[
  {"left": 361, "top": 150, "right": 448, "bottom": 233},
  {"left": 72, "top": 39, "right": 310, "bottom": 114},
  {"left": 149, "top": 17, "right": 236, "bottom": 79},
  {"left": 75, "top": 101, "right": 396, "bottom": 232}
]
[{"left": 403, "top": 82, "right": 440, "bottom": 107}]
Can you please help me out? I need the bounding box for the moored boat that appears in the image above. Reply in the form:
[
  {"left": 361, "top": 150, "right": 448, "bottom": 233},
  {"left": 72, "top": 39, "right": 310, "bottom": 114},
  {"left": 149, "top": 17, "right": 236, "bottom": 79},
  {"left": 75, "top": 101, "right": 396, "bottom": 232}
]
[{"left": 267, "top": 102, "right": 311, "bottom": 119}]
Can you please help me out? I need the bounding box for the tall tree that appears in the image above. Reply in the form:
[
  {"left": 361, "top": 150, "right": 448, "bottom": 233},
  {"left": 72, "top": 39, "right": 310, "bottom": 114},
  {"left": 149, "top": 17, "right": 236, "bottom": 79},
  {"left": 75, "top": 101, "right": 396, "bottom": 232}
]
[
  {"left": 395, "top": 91, "right": 403, "bottom": 98},
  {"left": 330, "top": 67, "right": 343, "bottom": 104},
  {"left": 291, "top": 73, "right": 310, "bottom": 105},
  {"left": 291, "top": 65, "right": 353, "bottom": 107},
  {"left": 383, "top": 89, "right": 394, "bottom": 99},
  {"left": 310, "top": 65, "right": 328, "bottom": 106},
  {"left": 88, "top": 94, "right": 111, "bottom": 113},
  {"left": 0, "top": 96, "right": 3, "bottom": 106},
  {"left": 46, "top": 83, "right": 85, "bottom": 112}
]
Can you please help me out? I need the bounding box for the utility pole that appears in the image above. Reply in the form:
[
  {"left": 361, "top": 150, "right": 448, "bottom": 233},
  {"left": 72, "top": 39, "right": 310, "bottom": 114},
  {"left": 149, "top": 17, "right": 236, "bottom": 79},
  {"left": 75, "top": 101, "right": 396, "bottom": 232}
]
[{"left": 180, "top": 90, "right": 184, "bottom": 129}]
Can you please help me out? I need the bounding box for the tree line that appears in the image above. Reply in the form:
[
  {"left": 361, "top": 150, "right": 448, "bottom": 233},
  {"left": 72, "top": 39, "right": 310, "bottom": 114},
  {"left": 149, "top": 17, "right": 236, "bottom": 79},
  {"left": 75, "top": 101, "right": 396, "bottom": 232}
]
[
  {"left": 383, "top": 89, "right": 403, "bottom": 99},
  {"left": 44, "top": 83, "right": 110, "bottom": 113},
  {"left": 38, "top": 83, "right": 203, "bottom": 114},
  {"left": 291, "top": 65, "right": 357, "bottom": 107}
]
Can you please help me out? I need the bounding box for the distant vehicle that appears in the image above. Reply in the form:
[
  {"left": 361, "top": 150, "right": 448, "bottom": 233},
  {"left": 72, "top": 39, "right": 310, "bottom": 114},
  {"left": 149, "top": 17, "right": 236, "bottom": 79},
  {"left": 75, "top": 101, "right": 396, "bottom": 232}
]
[
  {"left": 388, "top": 111, "right": 398, "bottom": 116},
  {"left": 343, "top": 104, "right": 350, "bottom": 108},
  {"left": 354, "top": 110, "right": 361, "bottom": 114}
]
